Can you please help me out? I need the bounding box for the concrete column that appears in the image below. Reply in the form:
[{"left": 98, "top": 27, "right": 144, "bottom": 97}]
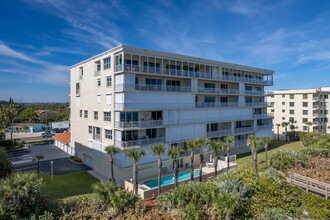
[{"left": 231, "top": 121, "right": 235, "bottom": 134}]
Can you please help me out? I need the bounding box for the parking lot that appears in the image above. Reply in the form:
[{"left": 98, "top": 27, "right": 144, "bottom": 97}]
[{"left": 7, "top": 144, "right": 91, "bottom": 175}]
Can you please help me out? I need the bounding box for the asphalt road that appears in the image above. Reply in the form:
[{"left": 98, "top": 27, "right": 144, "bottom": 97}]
[{"left": 7, "top": 144, "right": 91, "bottom": 175}]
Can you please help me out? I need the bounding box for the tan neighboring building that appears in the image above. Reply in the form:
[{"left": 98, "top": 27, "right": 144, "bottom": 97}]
[
  {"left": 69, "top": 45, "right": 274, "bottom": 184},
  {"left": 267, "top": 87, "right": 330, "bottom": 136}
]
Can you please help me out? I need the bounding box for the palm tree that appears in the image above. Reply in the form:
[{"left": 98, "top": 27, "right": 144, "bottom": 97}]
[
  {"left": 151, "top": 143, "right": 166, "bottom": 195},
  {"left": 7, "top": 104, "right": 18, "bottom": 142},
  {"left": 261, "top": 136, "right": 272, "bottom": 166},
  {"left": 186, "top": 139, "right": 199, "bottom": 181},
  {"left": 105, "top": 145, "right": 119, "bottom": 183},
  {"left": 168, "top": 146, "right": 184, "bottom": 187},
  {"left": 276, "top": 123, "right": 281, "bottom": 140},
  {"left": 304, "top": 121, "right": 312, "bottom": 133},
  {"left": 282, "top": 122, "right": 289, "bottom": 142},
  {"left": 0, "top": 108, "right": 8, "bottom": 140},
  {"left": 224, "top": 136, "right": 236, "bottom": 171},
  {"left": 223, "top": 193, "right": 239, "bottom": 220},
  {"left": 125, "top": 149, "right": 145, "bottom": 195},
  {"left": 32, "top": 154, "right": 44, "bottom": 178},
  {"left": 196, "top": 137, "right": 208, "bottom": 182},
  {"left": 247, "top": 135, "right": 262, "bottom": 174},
  {"left": 209, "top": 140, "right": 225, "bottom": 177},
  {"left": 289, "top": 119, "right": 297, "bottom": 140}
]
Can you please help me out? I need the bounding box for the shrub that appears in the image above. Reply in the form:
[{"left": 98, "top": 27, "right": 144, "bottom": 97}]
[
  {"left": 270, "top": 150, "right": 308, "bottom": 171},
  {"left": 259, "top": 208, "right": 286, "bottom": 220},
  {"left": 302, "top": 193, "right": 330, "bottom": 220},
  {"left": 70, "top": 156, "right": 82, "bottom": 162},
  {"left": 31, "top": 211, "right": 54, "bottom": 220},
  {"left": 0, "top": 139, "right": 23, "bottom": 150},
  {"left": 300, "top": 147, "right": 329, "bottom": 157},
  {"left": 183, "top": 203, "right": 207, "bottom": 220},
  {"left": 0, "top": 148, "right": 13, "bottom": 179},
  {"left": 216, "top": 179, "right": 248, "bottom": 198},
  {"left": 0, "top": 172, "right": 43, "bottom": 219}
]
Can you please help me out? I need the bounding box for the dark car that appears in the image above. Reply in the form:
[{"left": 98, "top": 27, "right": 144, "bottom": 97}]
[{"left": 41, "top": 132, "right": 54, "bottom": 138}]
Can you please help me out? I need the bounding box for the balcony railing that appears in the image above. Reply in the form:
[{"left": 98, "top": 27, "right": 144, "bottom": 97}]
[
  {"left": 313, "top": 97, "right": 321, "bottom": 101},
  {"left": 115, "top": 137, "right": 165, "bottom": 148},
  {"left": 313, "top": 121, "right": 321, "bottom": 125},
  {"left": 207, "top": 129, "right": 232, "bottom": 138},
  {"left": 243, "top": 90, "right": 265, "bottom": 95},
  {"left": 114, "top": 63, "right": 273, "bottom": 85},
  {"left": 196, "top": 102, "right": 240, "bottom": 108},
  {"left": 234, "top": 126, "right": 255, "bottom": 134},
  {"left": 79, "top": 75, "right": 83, "bottom": 80},
  {"left": 253, "top": 113, "right": 274, "bottom": 118},
  {"left": 197, "top": 88, "right": 240, "bottom": 95},
  {"left": 115, "top": 120, "right": 163, "bottom": 129},
  {"left": 94, "top": 70, "right": 100, "bottom": 76},
  {"left": 257, "top": 124, "right": 273, "bottom": 130},
  {"left": 313, "top": 113, "right": 321, "bottom": 117},
  {"left": 115, "top": 83, "right": 192, "bottom": 93},
  {"left": 76, "top": 89, "right": 80, "bottom": 96},
  {"left": 313, "top": 105, "right": 321, "bottom": 108},
  {"left": 233, "top": 139, "right": 247, "bottom": 147},
  {"left": 245, "top": 102, "right": 269, "bottom": 107},
  {"left": 114, "top": 102, "right": 193, "bottom": 110}
]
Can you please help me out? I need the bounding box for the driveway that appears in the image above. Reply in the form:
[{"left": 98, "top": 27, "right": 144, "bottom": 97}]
[{"left": 7, "top": 144, "right": 91, "bottom": 175}]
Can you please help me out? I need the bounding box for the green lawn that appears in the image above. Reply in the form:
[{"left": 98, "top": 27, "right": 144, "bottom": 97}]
[
  {"left": 41, "top": 171, "right": 99, "bottom": 200},
  {"left": 236, "top": 140, "right": 304, "bottom": 170}
]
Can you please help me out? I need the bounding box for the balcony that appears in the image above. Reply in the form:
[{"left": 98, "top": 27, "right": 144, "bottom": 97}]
[
  {"left": 206, "top": 129, "right": 232, "bottom": 138},
  {"left": 197, "top": 88, "right": 240, "bottom": 95},
  {"left": 313, "top": 104, "right": 321, "bottom": 108},
  {"left": 94, "top": 70, "right": 100, "bottom": 76},
  {"left": 313, "top": 113, "right": 321, "bottom": 117},
  {"left": 234, "top": 126, "right": 255, "bottom": 134},
  {"left": 313, "top": 121, "right": 321, "bottom": 125},
  {"left": 115, "top": 83, "right": 192, "bottom": 93},
  {"left": 243, "top": 90, "right": 265, "bottom": 96},
  {"left": 233, "top": 139, "right": 247, "bottom": 148},
  {"left": 313, "top": 97, "right": 321, "bottom": 101},
  {"left": 115, "top": 102, "right": 193, "bottom": 110},
  {"left": 76, "top": 89, "right": 80, "bottom": 96},
  {"left": 257, "top": 124, "right": 273, "bottom": 130},
  {"left": 79, "top": 75, "right": 83, "bottom": 80},
  {"left": 245, "top": 102, "right": 269, "bottom": 107},
  {"left": 115, "top": 137, "right": 166, "bottom": 148},
  {"left": 114, "top": 63, "right": 273, "bottom": 86},
  {"left": 253, "top": 113, "right": 274, "bottom": 118},
  {"left": 115, "top": 120, "right": 163, "bottom": 129},
  {"left": 196, "top": 102, "right": 239, "bottom": 108}
]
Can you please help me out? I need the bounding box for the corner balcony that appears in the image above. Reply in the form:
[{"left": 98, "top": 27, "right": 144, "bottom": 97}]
[
  {"left": 252, "top": 113, "right": 274, "bottom": 119},
  {"left": 114, "top": 137, "right": 166, "bottom": 149},
  {"left": 197, "top": 87, "right": 240, "bottom": 95},
  {"left": 256, "top": 124, "right": 273, "bottom": 130},
  {"left": 115, "top": 120, "right": 164, "bottom": 129},
  {"left": 115, "top": 83, "right": 192, "bottom": 93},
  {"left": 206, "top": 129, "right": 232, "bottom": 138},
  {"left": 243, "top": 90, "right": 266, "bottom": 96},
  {"left": 234, "top": 126, "right": 255, "bottom": 134},
  {"left": 245, "top": 102, "right": 269, "bottom": 107},
  {"left": 94, "top": 70, "right": 100, "bottom": 76}
]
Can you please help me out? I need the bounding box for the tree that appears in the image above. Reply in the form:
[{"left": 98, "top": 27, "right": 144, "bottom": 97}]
[
  {"left": 247, "top": 135, "right": 262, "bottom": 174},
  {"left": 282, "top": 122, "right": 289, "bottom": 142},
  {"left": 168, "top": 146, "right": 184, "bottom": 187},
  {"left": 213, "top": 192, "right": 240, "bottom": 220},
  {"left": 19, "top": 108, "right": 38, "bottom": 123},
  {"left": 224, "top": 136, "right": 236, "bottom": 171},
  {"left": 55, "top": 109, "right": 70, "bottom": 121},
  {"left": 0, "top": 108, "right": 9, "bottom": 140},
  {"left": 261, "top": 136, "right": 272, "bottom": 166},
  {"left": 33, "top": 155, "right": 44, "bottom": 178},
  {"left": 0, "top": 149, "right": 13, "bottom": 179},
  {"left": 289, "top": 119, "right": 298, "bottom": 141},
  {"left": 151, "top": 143, "right": 166, "bottom": 195},
  {"left": 304, "top": 121, "right": 312, "bottom": 133},
  {"left": 186, "top": 139, "right": 199, "bottom": 181},
  {"left": 7, "top": 104, "right": 19, "bottom": 141},
  {"left": 22, "top": 125, "right": 29, "bottom": 133},
  {"left": 276, "top": 123, "right": 281, "bottom": 140},
  {"left": 125, "top": 149, "right": 145, "bottom": 195},
  {"left": 39, "top": 111, "right": 58, "bottom": 124},
  {"left": 196, "top": 138, "right": 208, "bottom": 182},
  {"left": 209, "top": 140, "right": 225, "bottom": 177},
  {"left": 105, "top": 145, "right": 119, "bottom": 183}
]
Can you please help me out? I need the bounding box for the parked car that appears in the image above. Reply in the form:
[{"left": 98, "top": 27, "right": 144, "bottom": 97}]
[{"left": 41, "top": 132, "right": 54, "bottom": 138}]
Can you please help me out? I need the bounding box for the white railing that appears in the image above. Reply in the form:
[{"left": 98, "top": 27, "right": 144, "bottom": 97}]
[
  {"left": 243, "top": 90, "right": 265, "bottom": 95},
  {"left": 196, "top": 102, "right": 240, "bottom": 108},
  {"left": 115, "top": 83, "right": 192, "bottom": 93},
  {"left": 206, "top": 129, "right": 232, "bottom": 138},
  {"left": 313, "top": 113, "right": 321, "bottom": 117},
  {"left": 94, "top": 70, "right": 100, "bottom": 76},
  {"left": 253, "top": 113, "right": 273, "bottom": 118},
  {"left": 245, "top": 102, "right": 268, "bottom": 107},
  {"left": 76, "top": 89, "right": 80, "bottom": 96},
  {"left": 234, "top": 126, "right": 255, "bottom": 134},
  {"left": 197, "top": 88, "right": 240, "bottom": 95},
  {"left": 233, "top": 139, "right": 247, "bottom": 147},
  {"left": 313, "top": 97, "right": 321, "bottom": 101},
  {"left": 114, "top": 102, "right": 193, "bottom": 110},
  {"left": 115, "top": 64, "right": 123, "bottom": 72},
  {"left": 257, "top": 124, "right": 273, "bottom": 130},
  {"left": 79, "top": 75, "right": 83, "bottom": 80},
  {"left": 115, "top": 120, "right": 163, "bottom": 129},
  {"left": 313, "top": 121, "right": 321, "bottom": 125},
  {"left": 115, "top": 137, "right": 165, "bottom": 148}
]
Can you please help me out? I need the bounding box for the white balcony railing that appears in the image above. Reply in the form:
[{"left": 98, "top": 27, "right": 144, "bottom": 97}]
[
  {"left": 197, "top": 88, "right": 240, "bottom": 95},
  {"left": 94, "top": 70, "right": 100, "bottom": 76},
  {"left": 76, "top": 89, "right": 80, "bottom": 96},
  {"left": 313, "top": 113, "right": 321, "bottom": 117},
  {"left": 233, "top": 139, "right": 248, "bottom": 147},
  {"left": 253, "top": 113, "right": 274, "bottom": 118},
  {"left": 115, "top": 83, "right": 192, "bottom": 93},
  {"left": 79, "top": 75, "right": 83, "bottom": 80},
  {"left": 313, "top": 97, "right": 321, "bottom": 101},
  {"left": 114, "top": 102, "right": 193, "bottom": 110},
  {"left": 257, "top": 124, "right": 273, "bottom": 130},
  {"left": 243, "top": 90, "right": 266, "bottom": 95},
  {"left": 115, "top": 137, "right": 165, "bottom": 148},
  {"left": 115, "top": 120, "right": 163, "bottom": 129},
  {"left": 206, "top": 129, "right": 232, "bottom": 138},
  {"left": 234, "top": 126, "right": 255, "bottom": 134},
  {"left": 245, "top": 102, "right": 269, "bottom": 107}
]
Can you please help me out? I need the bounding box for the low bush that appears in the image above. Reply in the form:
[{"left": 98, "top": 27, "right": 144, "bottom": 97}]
[
  {"left": 0, "top": 139, "right": 23, "bottom": 150},
  {"left": 302, "top": 192, "right": 330, "bottom": 220},
  {"left": 259, "top": 208, "right": 286, "bottom": 220},
  {"left": 300, "top": 147, "right": 329, "bottom": 157},
  {"left": 0, "top": 148, "right": 13, "bottom": 179},
  {"left": 270, "top": 150, "right": 308, "bottom": 171},
  {"left": 70, "top": 156, "right": 82, "bottom": 163}
]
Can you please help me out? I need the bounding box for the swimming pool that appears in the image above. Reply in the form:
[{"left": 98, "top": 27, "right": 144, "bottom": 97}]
[{"left": 143, "top": 170, "right": 205, "bottom": 188}]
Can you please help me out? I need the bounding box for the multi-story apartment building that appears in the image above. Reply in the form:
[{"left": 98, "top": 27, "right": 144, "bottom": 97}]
[
  {"left": 267, "top": 87, "right": 330, "bottom": 135},
  {"left": 69, "top": 45, "right": 274, "bottom": 183}
]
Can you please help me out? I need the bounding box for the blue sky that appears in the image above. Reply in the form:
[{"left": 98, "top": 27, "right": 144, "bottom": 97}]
[{"left": 0, "top": 0, "right": 330, "bottom": 102}]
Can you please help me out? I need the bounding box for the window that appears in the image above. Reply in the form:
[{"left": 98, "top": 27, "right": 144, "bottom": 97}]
[
  {"left": 93, "top": 127, "right": 101, "bottom": 140},
  {"left": 254, "top": 87, "right": 262, "bottom": 91},
  {"left": 221, "top": 84, "right": 228, "bottom": 89},
  {"left": 325, "top": 110, "right": 328, "bottom": 115},
  {"left": 325, "top": 102, "right": 329, "bottom": 107},
  {"left": 205, "top": 83, "right": 216, "bottom": 88},
  {"left": 84, "top": 110, "right": 88, "bottom": 118},
  {"left": 104, "top": 111, "right": 111, "bottom": 122},
  {"left": 105, "top": 129, "right": 112, "bottom": 139},
  {"left": 303, "top": 110, "right": 308, "bottom": 115},
  {"left": 79, "top": 67, "right": 83, "bottom": 79},
  {"left": 302, "top": 118, "right": 308, "bottom": 122},
  {"left": 220, "top": 97, "right": 228, "bottom": 102},
  {"left": 325, "top": 118, "right": 328, "bottom": 122},
  {"left": 245, "top": 97, "right": 252, "bottom": 103},
  {"left": 245, "top": 85, "right": 252, "bottom": 90},
  {"left": 289, "top": 117, "right": 294, "bottom": 122},
  {"left": 106, "top": 94, "right": 112, "bottom": 105},
  {"left": 97, "top": 95, "right": 101, "bottom": 104},
  {"left": 97, "top": 78, "right": 101, "bottom": 87},
  {"left": 205, "top": 96, "right": 215, "bottom": 103},
  {"left": 303, "top": 102, "right": 308, "bottom": 107},
  {"left": 106, "top": 76, "right": 112, "bottom": 87},
  {"left": 325, "top": 95, "right": 328, "bottom": 99},
  {"left": 88, "top": 126, "right": 92, "bottom": 134},
  {"left": 79, "top": 110, "right": 82, "bottom": 117},
  {"left": 282, "top": 102, "right": 285, "bottom": 105},
  {"left": 290, "top": 94, "right": 294, "bottom": 99},
  {"left": 282, "top": 117, "right": 285, "bottom": 120},
  {"left": 303, "top": 94, "right": 308, "bottom": 99},
  {"left": 282, "top": 109, "right": 285, "bottom": 113},
  {"left": 94, "top": 111, "right": 98, "bottom": 120},
  {"left": 303, "top": 126, "right": 308, "bottom": 131},
  {"left": 270, "top": 102, "right": 274, "bottom": 106},
  {"left": 290, "top": 110, "right": 294, "bottom": 114},
  {"left": 103, "top": 56, "right": 111, "bottom": 69},
  {"left": 282, "top": 94, "right": 285, "bottom": 98},
  {"left": 271, "top": 109, "right": 274, "bottom": 112},
  {"left": 290, "top": 102, "right": 294, "bottom": 107}
]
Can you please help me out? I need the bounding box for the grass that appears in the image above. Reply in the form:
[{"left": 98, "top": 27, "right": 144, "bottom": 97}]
[
  {"left": 236, "top": 140, "right": 304, "bottom": 170},
  {"left": 40, "top": 171, "right": 99, "bottom": 200}
]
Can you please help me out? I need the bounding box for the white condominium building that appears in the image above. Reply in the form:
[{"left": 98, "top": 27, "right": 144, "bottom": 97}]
[
  {"left": 69, "top": 45, "right": 274, "bottom": 183},
  {"left": 267, "top": 87, "right": 330, "bottom": 135}
]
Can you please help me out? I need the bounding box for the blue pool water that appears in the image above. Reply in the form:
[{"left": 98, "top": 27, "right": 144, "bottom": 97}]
[{"left": 144, "top": 170, "right": 205, "bottom": 188}]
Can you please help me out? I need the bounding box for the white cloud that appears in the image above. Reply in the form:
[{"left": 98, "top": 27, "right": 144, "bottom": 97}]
[{"left": 0, "top": 40, "right": 41, "bottom": 64}]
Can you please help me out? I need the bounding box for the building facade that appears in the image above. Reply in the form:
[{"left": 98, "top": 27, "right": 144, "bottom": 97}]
[
  {"left": 69, "top": 45, "right": 274, "bottom": 184},
  {"left": 267, "top": 88, "right": 330, "bottom": 136}
]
